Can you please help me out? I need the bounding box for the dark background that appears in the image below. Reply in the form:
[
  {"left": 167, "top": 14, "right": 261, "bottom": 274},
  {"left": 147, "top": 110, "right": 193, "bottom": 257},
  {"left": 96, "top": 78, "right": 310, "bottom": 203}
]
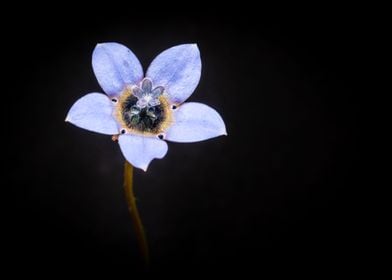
[{"left": 10, "top": 8, "right": 364, "bottom": 276}]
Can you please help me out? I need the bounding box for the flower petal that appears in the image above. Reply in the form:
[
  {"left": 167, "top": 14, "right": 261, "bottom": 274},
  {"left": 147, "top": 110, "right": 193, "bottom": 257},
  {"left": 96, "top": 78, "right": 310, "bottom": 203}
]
[
  {"left": 165, "top": 102, "right": 227, "bottom": 143},
  {"left": 92, "top": 43, "right": 143, "bottom": 97},
  {"left": 146, "top": 44, "right": 201, "bottom": 104},
  {"left": 118, "top": 134, "right": 168, "bottom": 171},
  {"left": 66, "top": 93, "right": 119, "bottom": 135}
]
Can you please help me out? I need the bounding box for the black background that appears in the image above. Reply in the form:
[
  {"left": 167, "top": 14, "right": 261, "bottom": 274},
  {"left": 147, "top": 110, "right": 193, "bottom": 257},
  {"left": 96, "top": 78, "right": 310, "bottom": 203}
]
[{"left": 10, "top": 8, "right": 364, "bottom": 276}]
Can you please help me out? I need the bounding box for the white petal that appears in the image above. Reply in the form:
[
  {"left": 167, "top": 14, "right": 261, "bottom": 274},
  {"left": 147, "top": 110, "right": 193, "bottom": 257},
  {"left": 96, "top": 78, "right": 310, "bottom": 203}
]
[
  {"left": 92, "top": 43, "right": 143, "bottom": 97},
  {"left": 146, "top": 44, "right": 201, "bottom": 104},
  {"left": 165, "top": 102, "right": 227, "bottom": 143},
  {"left": 66, "top": 93, "right": 119, "bottom": 135},
  {"left": 118, "top": 134, "right": 168, "bottom": 171}
]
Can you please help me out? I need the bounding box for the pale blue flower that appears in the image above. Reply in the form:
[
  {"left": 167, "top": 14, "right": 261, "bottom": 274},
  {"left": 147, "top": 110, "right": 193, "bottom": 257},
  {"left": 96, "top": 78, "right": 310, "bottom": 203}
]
[{"left": 66, "top": 43, "right": 227, "bottom": 171}]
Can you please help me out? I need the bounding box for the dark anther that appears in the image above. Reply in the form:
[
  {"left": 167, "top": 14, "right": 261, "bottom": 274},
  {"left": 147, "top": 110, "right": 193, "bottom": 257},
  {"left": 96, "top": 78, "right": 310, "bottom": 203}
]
[
  {"left": 158, "top": 134, "right": 164, "bottom": 140},
  {"left": 172, "top": 105, "right": 177, "bottom": 109},
  {"left": 120, "top": 129, "right": 126, "bottom": 134},
  {"left": 111, "top": 98, "right": 117, "bottom": 103}
]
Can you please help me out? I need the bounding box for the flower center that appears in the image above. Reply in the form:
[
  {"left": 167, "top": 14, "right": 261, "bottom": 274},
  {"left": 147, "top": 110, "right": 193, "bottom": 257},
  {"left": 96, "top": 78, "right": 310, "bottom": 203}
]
[
  {"left": 121, "top": 95, "right": 165, "bottom": 133},
  {"left": 115, "top": 78, "right": 172, "bottom": 135}
]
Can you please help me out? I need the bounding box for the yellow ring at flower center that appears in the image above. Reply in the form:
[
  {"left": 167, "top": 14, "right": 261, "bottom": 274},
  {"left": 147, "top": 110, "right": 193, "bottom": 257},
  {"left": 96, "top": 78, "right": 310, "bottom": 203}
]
[{"left": 114, "top": 87, "right": 173, "bottom": 136}]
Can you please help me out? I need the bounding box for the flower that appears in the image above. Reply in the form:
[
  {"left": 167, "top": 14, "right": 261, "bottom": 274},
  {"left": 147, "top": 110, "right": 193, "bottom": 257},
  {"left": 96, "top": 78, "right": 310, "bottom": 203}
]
[{"left": 66, "top": 43, "right": 227, "bottom": 171}]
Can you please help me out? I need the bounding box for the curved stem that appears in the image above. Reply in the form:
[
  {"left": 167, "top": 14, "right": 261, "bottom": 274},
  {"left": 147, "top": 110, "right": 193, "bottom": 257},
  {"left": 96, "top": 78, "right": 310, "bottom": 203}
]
[{"left": 123, "top": 161, "right": 149, "bottom": 265}]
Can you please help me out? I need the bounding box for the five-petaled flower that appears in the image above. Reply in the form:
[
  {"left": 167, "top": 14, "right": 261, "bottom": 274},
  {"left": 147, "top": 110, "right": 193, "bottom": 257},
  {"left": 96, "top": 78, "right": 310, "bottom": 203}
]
[{"left": 66, "top": 43, "right": 226, "bottom": 171}]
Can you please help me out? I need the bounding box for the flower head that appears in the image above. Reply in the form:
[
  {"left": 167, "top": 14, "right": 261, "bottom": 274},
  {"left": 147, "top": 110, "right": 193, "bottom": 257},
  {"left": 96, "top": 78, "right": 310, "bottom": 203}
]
[{"left": 66, "top": 43, "right": 226, "bottom": 171}]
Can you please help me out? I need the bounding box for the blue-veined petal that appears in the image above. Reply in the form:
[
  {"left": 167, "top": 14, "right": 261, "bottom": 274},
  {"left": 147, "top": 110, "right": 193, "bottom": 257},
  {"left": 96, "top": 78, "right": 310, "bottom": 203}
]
[
  {"left": 146, "top": 44, "right": 201, "bottom": 104},
  {"left": 118, "top": 134, "right": 168, "bottom": 171},
  {"left": 92, "top": 43, "right": 143, "bottom": 97},
  {"left": 66, "top": 93, "right": 119, "bottom": 135},
  {"left": 165, "top": 102, "right": 227, "bottom": 143}
]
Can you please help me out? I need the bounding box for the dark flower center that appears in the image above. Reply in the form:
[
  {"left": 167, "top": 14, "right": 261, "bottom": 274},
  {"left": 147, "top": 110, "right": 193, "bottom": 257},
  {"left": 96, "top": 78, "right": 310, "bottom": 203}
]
[{"left": 121, "top": 95, "right": 165, "bottom": 133}]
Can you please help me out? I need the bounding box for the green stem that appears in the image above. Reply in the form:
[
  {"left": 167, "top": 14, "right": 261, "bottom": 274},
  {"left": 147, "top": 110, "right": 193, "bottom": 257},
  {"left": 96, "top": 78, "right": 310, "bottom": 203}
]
[{"left": 123, "top": 161, "right": 149, "bottom": 265}]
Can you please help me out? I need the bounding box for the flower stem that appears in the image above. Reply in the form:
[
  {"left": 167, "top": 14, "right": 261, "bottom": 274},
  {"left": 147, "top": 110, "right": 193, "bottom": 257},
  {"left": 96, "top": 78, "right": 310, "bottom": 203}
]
[{"left": 123, "top": 161, "right": 149, "bottom": 265}]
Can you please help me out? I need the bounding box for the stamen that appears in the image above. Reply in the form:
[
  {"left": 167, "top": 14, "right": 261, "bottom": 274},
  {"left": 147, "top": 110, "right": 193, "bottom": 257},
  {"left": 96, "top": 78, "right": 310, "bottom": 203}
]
[{"left": 130, "top": 105, "right": 141, "bottom": 115}]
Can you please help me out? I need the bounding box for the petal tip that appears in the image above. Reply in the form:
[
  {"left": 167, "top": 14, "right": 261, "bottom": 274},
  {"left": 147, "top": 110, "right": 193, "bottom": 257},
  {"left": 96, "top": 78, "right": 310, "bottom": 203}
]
[
  {"left": 216, "top": 128, "right": 228, "bottom": 138},
  {"left": 95, "top": 42, "right": 122, "bottom": 49},
  {"left": 188, "top": 43, "right": 200, "bottom": 53},
  {"left": 93, "top": 43, "right": 109, "bottom": 54},
  {"left": 220, "top": 125, "right": 228, "bottom": 137},
  {"left": 134, "top": 163, "right": 149, "bottom": 172},
  {"left": 95, "top": 42, "right": 110, "bottom": 47},
  {"left": 222, "top": 125, "right": 228, "bottom": 136},
  {"left": 94, "top": 43, "right": 104, "bottom": 49}
]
